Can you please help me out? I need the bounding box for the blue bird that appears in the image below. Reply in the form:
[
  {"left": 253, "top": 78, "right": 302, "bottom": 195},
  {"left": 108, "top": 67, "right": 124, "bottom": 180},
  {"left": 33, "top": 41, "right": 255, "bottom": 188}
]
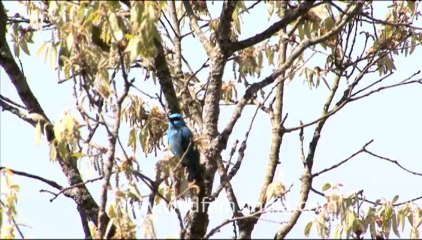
[{"left": 167, "top": 113, "right": 201, "bottom": 183}]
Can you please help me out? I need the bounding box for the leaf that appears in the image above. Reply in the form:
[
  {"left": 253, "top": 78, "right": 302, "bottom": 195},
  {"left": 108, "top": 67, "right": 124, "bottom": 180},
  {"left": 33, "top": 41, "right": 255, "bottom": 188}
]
[
  {"left": 104, "top": 218, "right": 115, "bottom": 238},
  {"left": 142, "top": 214, "right": 157, "bottom": 239},
  {"left": 35, "top": 121, "right": 42, "bottom": 145},
  {"left": 66, "top": 33, "right": 74, "bottom": 50},
  {"left": 398, "top": 206, "right": 406, "bottom": 231},
  {"left": 128, "top": 183, "right": 143, "bottom": 202},
  {"left": 392, "top": 212, "right": 400, "bottom": 238},
  {"left": 411, "top": 226, "right": 419, "bottom": 239},
  {"left": 71, "top": 152, "right": 83, "bottom": 159},
  {"left": 266, "top": 181, "right": 286, "bottom": 201},
  {"left": 392, "top": 195, "right": 399, "bottom": 204},
  {"left": 36, "top": 42, "right": 47, "bottom": 57},
  {"left": 128, "top": 128, "right": 137, "bottom": 151},
  {"left": 333, "top": 224, "right": 341, "bottom": 239},
  {"left": 49, "top": 143, "right": 57, "bottom": 161},
  {"left": 89, "top": 222, "right": 97, "bottom": 239},
  {"left": 107, "top": 204, "right": 117, "bottom": 218},
  {"left": 9, "top": 184, "right": 20, "bottom": 192},
  {"left": 369, "top": 221, "right": 377, "bottom": 239},
  {"left": 19, "top": 39, "right": 30, "bottom": 56},
  {"left": 321, "top": 183, "right": 331, "bottom": 191},
  {"left": 407, "top": 1, "right": 416, "bottom": 14},
  {"left": 264, "top": 46, "right": 274, "bottom": 65},
  {"left": 49, "top": 43, "right": 58, "bottom": 69},
  {"left": 125, "top": 37, "right": 140, "bottom": 63},
  {"left": 345, "top": 210, "right": 356, "bottom": 232},
  {"left": 109, "top": 12, "right": 124, "bottom": 42},
  {"left": 304, "top": 221, "right": 313, "bottom": 237},
  {"left": 154, "top": 187, "right": 164, "bottom": 205}
]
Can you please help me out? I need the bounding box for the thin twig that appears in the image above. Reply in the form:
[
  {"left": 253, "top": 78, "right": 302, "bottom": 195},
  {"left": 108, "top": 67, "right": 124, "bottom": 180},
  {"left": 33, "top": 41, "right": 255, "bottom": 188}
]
[
  {"left": 312, "top": 140, "right": 374, "bottom": 178},
  {"left": 0, "top": 166, "right": 62, "bottom": 190},
  {"left": 364, "top": 149, "right": 422, "bottom": 177},
  {"left": 48, "top": 175, "right": 105, "bottom": 202}
]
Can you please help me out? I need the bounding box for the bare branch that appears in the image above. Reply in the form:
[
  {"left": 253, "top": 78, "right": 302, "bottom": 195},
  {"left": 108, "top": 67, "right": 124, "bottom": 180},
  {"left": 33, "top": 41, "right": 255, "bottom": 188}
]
[
  {"left": 48, "top": 175, "right": 104, "bottom": 202},
  {"left": 183, "top": 1, "right": 214, "bottom": 56},
  {"left": 364, "top": 149, "right": 422, "bottom": 177},
  {"left": 152, "top": 38, "right": 181, "bottom": 114},
  {"left": 361, "top": 11, "right": 422, "bottom": 31},
  {"left": 349, "top": 77, "right": 422, "bottom": 102},
  {"left": 0, "top": 166, "right": 63, "bottom": 190},
  {"left": 0, "top": 98, "right": 35, "bottom": 126},
  {"left": 239, "top": 0, "right": 262, "bottom": 15},
  {"left": 218, "top": 0, "right": 237, "bottom": 45},
  {"left": 212, "top": 80, "right": 276, "bottom": 202},
  {"left": 312, "top": 140, "right": 374, "bottom": 178},
  {"left": 226, "top": 1, "right": 317, "bottom": 54}
]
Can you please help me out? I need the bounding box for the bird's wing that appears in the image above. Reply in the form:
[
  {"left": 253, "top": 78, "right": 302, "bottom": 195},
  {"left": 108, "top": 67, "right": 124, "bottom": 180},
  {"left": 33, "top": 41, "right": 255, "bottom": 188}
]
[
  {"left": 168, "top": 129, "right": 183, "bottom": 158},
  {"left": 180, "top": 126, "right": 193, "bottom": 151}
]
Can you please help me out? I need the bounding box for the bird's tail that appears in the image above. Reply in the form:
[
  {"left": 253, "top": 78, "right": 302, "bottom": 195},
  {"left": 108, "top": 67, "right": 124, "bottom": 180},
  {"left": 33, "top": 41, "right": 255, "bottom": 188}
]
[{"left": 186, "top": 160, "right": 201, "bottom": 183}]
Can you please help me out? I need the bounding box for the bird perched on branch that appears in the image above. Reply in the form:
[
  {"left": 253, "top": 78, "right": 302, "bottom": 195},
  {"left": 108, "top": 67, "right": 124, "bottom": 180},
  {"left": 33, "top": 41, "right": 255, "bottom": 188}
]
[{"left": 167, "top": 113, "right": 201, "bottom": 184}]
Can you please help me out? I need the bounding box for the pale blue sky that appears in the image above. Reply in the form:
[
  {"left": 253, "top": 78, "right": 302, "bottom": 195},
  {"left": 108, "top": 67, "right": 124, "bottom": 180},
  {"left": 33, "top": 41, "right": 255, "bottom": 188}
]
[{"left": 1, "top": 1, "right": 422, "bottom": 239}]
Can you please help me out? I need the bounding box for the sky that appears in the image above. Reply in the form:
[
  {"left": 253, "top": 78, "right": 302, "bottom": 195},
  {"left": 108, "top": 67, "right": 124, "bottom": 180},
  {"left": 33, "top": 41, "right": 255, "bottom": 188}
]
[{"left": 1, "top": 1, "right": 422, "bottom": 239}]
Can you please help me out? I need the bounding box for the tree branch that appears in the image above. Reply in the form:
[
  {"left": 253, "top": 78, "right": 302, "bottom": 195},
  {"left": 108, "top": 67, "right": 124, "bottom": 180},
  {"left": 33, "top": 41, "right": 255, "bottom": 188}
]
[
  {"left": 170, "top": 0, "right": 203, "bottom": 128},
  {"left": 152, "top": 38, "right": 181, "bottom": 114},
  {"left": 183, "top": 1, "right": 214, "bottom": 56},
  {"left": 312, "top": 140, "right": 374, "bottom": 178},
  {"left": 96, "top": 49, "right": 131, "bottom": 239},
  {"left": 1, "top": 2, "right": 109, "bottom": 236},
  {"left": 226, "top": 1, "right": 317, "bottom": 54},
  {"left": 0, "top": 166, "right": 63, "bottom": 190},
  {"left": 0, "top": 98, "right": 35, "bottom": 127},
  {"left": 364, "top": 149, "right": 422, "bottom": 177},
  {"left": 220, "top": 2, "right": 363, "bottom": 150}
]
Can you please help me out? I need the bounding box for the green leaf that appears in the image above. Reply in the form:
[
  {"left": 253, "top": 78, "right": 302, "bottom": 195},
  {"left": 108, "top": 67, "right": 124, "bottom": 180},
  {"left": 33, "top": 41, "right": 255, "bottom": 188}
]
[
  {"left": 13, "top": 42, "right": 20, "bottom": 58},
  {"left": 71, "top": 152, "right": 83, "bottom": 159},
  {"left": 333, "top": 224, "right": 341, "bottom": 239},
  {"left": 36, "top": 42, "right": 47, "bottom": 57},
  {"left": 392, "top": 212, "right": 400, "bottom": 238},
  {"left": 19, "top": 39, "right": 30, "bottom": 56},
  {"left": 411, "top": 227, "right": 419, "bottom": 239},
  {"left": 398, "top": 207, "right": 406, "bottom": 231},
  {"left": 304, "top": 221, "right": 313, "bottom": 237},
  {"left": 407, "top": 0, "right": 416, "bottom": 14},
  {"left": 109, "top": 12, "right": 124, "bottom": 42},
  {"left": 49, "top": 143, "right": 57, "bottom": 161},
  {"left": 345, "top": 211, "right": 356, "bottom": 232},
  {"left": 107, "top": 204, "right": 117, "bottom": 218},
  {"left": 321, "top": 183, "right": 331, "bottom": 191},
  {"left": 264, "top": 46, "right": 274, "bottom": 65},
  {"left": 126, "top": 37, "right": 140, "bottom": 63},
  {"left": 9, "top": 184, "right": 20, "bottom": 192},
  {"left": 154, "top": 187, "right": 165, "bottom": 205},
  {"left": 128, "top": 128, "right": 137, "bottom": 151},
  {"left": 392, "top": 195, "right": 399, "bottom": 204},
  {"left": 35, "top": 121, "right": 42, "bottom": 145}
]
